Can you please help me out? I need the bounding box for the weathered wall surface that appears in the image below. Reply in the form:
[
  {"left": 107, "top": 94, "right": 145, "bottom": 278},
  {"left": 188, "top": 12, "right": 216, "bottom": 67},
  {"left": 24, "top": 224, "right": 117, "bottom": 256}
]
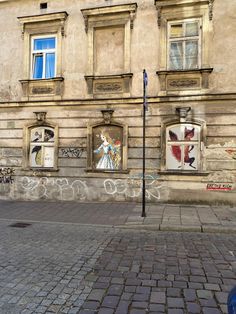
[
  {"left": 0, "top": 0, "right": 235, "bottom": 205},
  {"left": 1, "top": 0, "right": 236, "bottom": 101},
  {"left": 0, "top": 99, "right": 235, "bottom": 204}
]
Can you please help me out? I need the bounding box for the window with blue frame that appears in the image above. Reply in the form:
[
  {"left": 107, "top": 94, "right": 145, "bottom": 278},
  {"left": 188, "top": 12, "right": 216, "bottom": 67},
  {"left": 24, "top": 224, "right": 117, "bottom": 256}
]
[{"left": 32, "top": 36, "right": 56, "bottom": 79}]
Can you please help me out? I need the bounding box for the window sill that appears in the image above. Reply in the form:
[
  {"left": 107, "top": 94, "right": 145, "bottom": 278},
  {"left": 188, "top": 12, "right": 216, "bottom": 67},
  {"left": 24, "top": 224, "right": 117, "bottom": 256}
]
[
  {"left": 158, "top": 171, "right": 209, "bottom": 176},
  {"left": 19, "top": 77, "right": 64, "bottom": 101},
  {"left": 84, "top": 73, "right": 133, "bottom": 98},
  {"left": 156, "top": 68, "right": 213, "bottom": 95},
  {"left": 85, "top": 168, "right": 130, "bottom": 174}
]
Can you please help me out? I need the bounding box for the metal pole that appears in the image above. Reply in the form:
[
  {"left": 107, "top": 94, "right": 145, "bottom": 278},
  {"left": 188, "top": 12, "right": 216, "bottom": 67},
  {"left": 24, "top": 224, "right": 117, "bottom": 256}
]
[{"left": 142, "top": 69, "right": 147, "bottom": 217}]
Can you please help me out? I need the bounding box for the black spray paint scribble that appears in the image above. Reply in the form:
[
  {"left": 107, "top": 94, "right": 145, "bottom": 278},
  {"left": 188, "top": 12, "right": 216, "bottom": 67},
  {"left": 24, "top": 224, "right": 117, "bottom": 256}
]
[
  {"left": 61, "top": 148, "right": 84, "bottom": 158},
  {"left": 0, "top": 167, "right": 15, "bottom": 184}
]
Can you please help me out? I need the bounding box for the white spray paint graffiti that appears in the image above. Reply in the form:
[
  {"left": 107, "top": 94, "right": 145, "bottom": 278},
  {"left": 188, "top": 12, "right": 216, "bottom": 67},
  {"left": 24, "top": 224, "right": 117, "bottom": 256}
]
[
  {"left": 20, "top": 177, "right": 89, "bottom": 200},
  {"left": 104, "top": 174, "right": 164, "bottom": 200}
]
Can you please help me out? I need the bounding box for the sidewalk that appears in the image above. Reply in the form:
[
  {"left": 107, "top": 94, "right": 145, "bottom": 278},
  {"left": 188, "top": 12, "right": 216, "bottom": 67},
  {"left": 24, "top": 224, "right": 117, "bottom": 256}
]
[{"left": 0, "top": 200, "right": 236, "bottom": 233}]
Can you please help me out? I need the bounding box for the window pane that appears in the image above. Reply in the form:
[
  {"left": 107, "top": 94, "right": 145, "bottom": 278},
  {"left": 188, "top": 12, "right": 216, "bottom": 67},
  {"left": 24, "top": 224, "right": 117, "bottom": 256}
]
[
  {"left": 170, "top": 24, "right": 183, "bottom": 38},
  {"left": 166, "top": 145, "right": 182, "bottom": 170},
  {"left": 44, "top": 128, "right": 54, "bottom": 142},
  {"left": 183, "top": 145, "right": 198, "bottom": 170},
  {"left": 186, "top": 22, "right": 199, "bottom": 37},
  {"left": 45, "top": 53, "right": 55, "bottom": 78},
  {"left": 34, "top": 37, "right": 55, "bottom": 50},
  {"left": 185, "top": 41, "right": 198, "bottom": 69},
  {"left": 169, "top": 42, "right": 183, "bottom": 70},
  {"left": 43, "top": 147, "right": 54, "bottom": 167},
  {"left": 31, "top": 128, "right": 43, "bottom": 142},
  {"left": 184, "top": 126, "right": 198, "bottom": 141},
  {"left": 30, "top": 145, "right": 43, "bottom": 167},
  {"left": 33, "top": 55, "right": 43, "bottom": 79}
]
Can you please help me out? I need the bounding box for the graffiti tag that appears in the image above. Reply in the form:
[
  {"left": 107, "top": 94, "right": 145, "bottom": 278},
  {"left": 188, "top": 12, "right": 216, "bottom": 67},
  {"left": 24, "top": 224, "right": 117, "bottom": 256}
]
[
  {"left": 61, "top": 148, "right": 84, "bottom": 158},
  {"left": 0, "top": 167, "right": 15, "bottom": 184}
]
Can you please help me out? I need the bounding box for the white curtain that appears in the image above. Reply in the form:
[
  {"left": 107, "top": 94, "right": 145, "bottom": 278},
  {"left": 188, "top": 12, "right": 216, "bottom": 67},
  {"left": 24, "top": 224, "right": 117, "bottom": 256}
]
[{"left": 170, "top": 42, "right": 183, "bottom": 70}]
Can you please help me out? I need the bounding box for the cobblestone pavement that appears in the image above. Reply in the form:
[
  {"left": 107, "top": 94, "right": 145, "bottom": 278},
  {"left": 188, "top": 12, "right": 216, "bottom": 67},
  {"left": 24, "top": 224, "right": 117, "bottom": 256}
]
[{"left": 0, "top": 220, "right": 236, "bottom": 314}]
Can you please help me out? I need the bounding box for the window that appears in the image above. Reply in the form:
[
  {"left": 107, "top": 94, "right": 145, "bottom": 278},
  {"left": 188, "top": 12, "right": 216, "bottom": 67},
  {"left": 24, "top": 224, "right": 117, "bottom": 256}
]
[
  {"left": 32, "top": 36, "right": 56, "bottom": 79},
  {"left": 166, "top": 123, "right": 201, "bottom": 171},
  {"left": 155, "top": 0, "right": 213, "bottom": 94},
  {"left": 30, "top": 126, "right": 55, "bottom": 168},
  {"left": 168, "top": 19, "right": 201, "bottom": 70},
  {"left": 18, "top": 12, "right": 68, "bottom": 100},
  {"left": 87, "top": 109, "right": 128, "bottom": 173},
  {"left": 81, "top": 4, "right": 137, "bottom": 97}
]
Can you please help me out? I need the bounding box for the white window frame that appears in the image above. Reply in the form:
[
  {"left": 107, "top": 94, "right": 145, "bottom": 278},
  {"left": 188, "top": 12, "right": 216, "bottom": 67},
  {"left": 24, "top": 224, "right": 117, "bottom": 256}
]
[
  {"left": 167, "top": 18, "right": 202, "bottom": 71},
  {"left": 166, "top": 123, "right": 201, "bottom": 171},
  {"left": 29, "top": 126, "right": 55, "bottom": 168},
  {"left": 31, "top": 34, "right": 57, "bottom": 79}
]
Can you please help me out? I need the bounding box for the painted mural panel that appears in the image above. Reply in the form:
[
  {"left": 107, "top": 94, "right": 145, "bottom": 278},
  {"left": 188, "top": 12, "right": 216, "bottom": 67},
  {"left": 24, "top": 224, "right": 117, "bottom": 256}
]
[
  {"left": 166, "top": 123, "right": 200, "bottom": 170},
  {"left": 93, "top": 125, "right": 123, "bottom": 170},
  {"left": 30, "top": 127, "right": 55, "bottom": 168}
]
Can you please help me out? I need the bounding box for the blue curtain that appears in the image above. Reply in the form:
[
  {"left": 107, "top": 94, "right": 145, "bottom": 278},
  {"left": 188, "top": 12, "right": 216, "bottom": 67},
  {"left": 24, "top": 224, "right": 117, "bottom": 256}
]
[
  {"left": 33, "top": 55, "right": 43, "bottom": 79},
  {"left": 34, "top": 38, "right": 55, "bottom": 50},
  {"left": 45, "top": 53, "right": 55, "bottom": 78}
]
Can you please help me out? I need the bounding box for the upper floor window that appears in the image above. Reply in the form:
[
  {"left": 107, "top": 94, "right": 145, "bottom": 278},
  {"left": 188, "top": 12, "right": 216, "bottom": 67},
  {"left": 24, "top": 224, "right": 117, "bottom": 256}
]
[
  {"left": 32, "top": 36, "right": 56, "bottom": 79},
  {"left": 168, "top": 19, "right": 201, "bottom": 70}
]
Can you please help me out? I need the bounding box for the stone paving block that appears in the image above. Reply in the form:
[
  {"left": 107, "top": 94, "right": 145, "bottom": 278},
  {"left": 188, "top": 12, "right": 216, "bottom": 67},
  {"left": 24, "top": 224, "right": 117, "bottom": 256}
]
[
  {"left": 184, "top": 289, "right": 197, "bottom": 302},
  {"left": 215, "top": 291, "right": 228, "bottom": 303},
  {"left": 132, "top": 294, "right": 149, "bottom": 302},
  {"left": 167, "top": 288, "right": 181, "bottom": 297},
  {"left": 130, "top": 309, "right": 146, "bottom": 314},
  {"left": 82, "top": 301, "right": 100, "bottom": 310},
  {"left": 150, "top": 292, "right": 165, "bottom": 304},
  {"left": 204, "top": 283, "right": 221, "bottom": 291},
  {"left": 107, "top": 285, "right": 123, "bottom": 296},
  {"left": 202, "top": 308, "right": 221, "bottom": 314},
  {"left": 199, "top": 298, "right": 217, "bottom": 307},
  {"left": 197, "top": 290, "right": 213, "bottom": 299},
  {"left": 102, "top": 296, "right": 119, "bottom": 308},
  {"left": 98, "top": 308, "right": 114, "bottom": 314},
  {"left": 149, "top": 303, "right": 165, "bottom": 312},
  {"left": 132, "top": 301, "right": 148, "bottom": 309},
  {"left": 87, "top": 289, "right": 106, "bottom": 302},
  {"left": 186, "top": 302, "right": 201, "bottom": 313},
  {"left": 167, "top": 297, "right": 184, "bottom": 308},
  {"left": 168, "top": 309, "right": 184, "bottom": 314}
]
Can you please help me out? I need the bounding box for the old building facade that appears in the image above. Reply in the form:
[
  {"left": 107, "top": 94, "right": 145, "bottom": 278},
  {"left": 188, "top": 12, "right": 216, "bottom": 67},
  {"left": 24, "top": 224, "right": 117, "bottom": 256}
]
[{"left": 0, "top": 0, "right": 235, "bottom": 204}]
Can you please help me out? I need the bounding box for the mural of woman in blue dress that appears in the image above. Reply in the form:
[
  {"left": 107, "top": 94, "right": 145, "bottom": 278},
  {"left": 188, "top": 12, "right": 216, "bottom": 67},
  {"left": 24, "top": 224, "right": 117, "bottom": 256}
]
[{"left": 94, "top": 132, "right": 121, "bottom": 170}]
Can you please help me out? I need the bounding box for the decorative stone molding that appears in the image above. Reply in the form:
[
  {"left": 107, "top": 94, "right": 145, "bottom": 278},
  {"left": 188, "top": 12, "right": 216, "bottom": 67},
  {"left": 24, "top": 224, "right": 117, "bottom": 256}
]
[
  {"left": 81, "top": 4, "right": 137, "bottom": 32},
  {"left": 176, "top": 107, "right": 191, "bottom": 122},
  {"left": 34, "top": 111, "right": 47, "bottom": 123},
  {"left": 157, "top": 69, "right": 213, "bottom": 95},
  {"left": 155, "top": 0, "right": 215, "bottom": 26},
  {"left": 101, "top": 109, "right": 114, "bottom": 125},
  {"left": 19, "top": 77, "right": 64, "bottom": 101},
  {"left": 85, "top": 74, "right": 133, "bottom": 98},
  {"left": 81, "top": 4, "right": 137, "bottom": 97},
  {"left": 18, "top": 12, "right": 68, "bottom": 38}
]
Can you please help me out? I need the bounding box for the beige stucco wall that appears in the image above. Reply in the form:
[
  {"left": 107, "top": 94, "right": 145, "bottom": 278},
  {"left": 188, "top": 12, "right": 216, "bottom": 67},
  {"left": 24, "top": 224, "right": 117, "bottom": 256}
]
[
  {"left": 1, "top": 0, "right": 236, "bottom": 101},
  {"left": 0, "top": 0, "right": 235, "bottom": 205}
]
